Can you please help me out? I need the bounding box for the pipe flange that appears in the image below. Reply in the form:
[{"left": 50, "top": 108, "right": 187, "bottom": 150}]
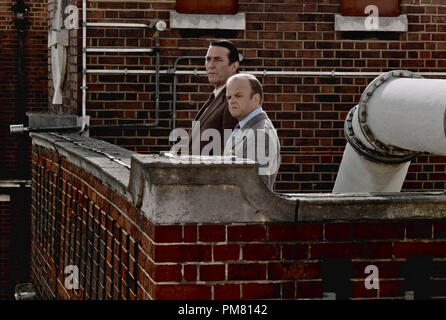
[
  {"left": 356, "top": 70, "right": 422, "bottom": 158},
  {"left": 345, "top": 106, "right": 418, "bottom": 164}
]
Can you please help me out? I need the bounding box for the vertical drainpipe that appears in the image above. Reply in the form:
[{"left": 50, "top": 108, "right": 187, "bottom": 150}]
[
  {"left": 82, "top": 0, "right": 87, "bottom": 131},
  {"left": 11, "top": 0, "right": 29, "bottom": 179},
  {"left": 10, "top": 0, "right": 31, "bottom": 298}
]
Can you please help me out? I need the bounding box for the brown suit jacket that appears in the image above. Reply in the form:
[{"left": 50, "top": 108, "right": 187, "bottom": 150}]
[{"left": 191, "top": 87, "right": 238, "bottom": 155}]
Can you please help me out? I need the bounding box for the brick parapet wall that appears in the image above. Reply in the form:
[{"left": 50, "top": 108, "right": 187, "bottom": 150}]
[
  {"left": 143, "top": 221, "right": 446, "bottom": 300},
  {"left": 30, "top": 133, "right": 446, "bottom": 300}
]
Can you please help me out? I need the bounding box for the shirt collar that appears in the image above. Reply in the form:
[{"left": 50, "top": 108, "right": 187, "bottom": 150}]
[
  {"left": 238, "top": 107, "right": 263, "bottom": 129},
  {"left": 213, "top": 84, "right": 226, "bottom": 99}
]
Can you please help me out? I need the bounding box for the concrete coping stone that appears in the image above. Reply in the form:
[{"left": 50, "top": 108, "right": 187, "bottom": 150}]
[
  {"left": 170, "top": 11, "right": 246, "bottom": 30},
  {"left": 334, "top": 14, "right": 408, "bottom": 32},
  {"left": 31, "top": 132, "right": 134, "bottom": 201}
]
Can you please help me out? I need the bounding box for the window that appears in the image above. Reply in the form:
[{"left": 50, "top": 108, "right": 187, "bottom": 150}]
[
  {"left": 176, "top": 0, "right": 237, "bottom": 15},
  {"left": 341, "top": 0, "right": 399, "bottom": 17},
  {"left": 335, "top": 0, "right": 406, "bottom": 32}
]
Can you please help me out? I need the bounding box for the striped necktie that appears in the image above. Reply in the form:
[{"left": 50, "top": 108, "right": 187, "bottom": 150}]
[{"left": 228, "top": 123, "right": 241, "bottom": 149}]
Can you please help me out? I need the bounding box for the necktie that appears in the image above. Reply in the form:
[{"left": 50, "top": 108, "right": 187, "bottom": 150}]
[{"left": 228, "top": 123, "right": 241, "bottom": 148}]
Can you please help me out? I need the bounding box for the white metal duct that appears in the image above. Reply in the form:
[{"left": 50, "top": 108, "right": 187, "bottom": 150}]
[{"left": 334, "top": 70, "right": 446, "bottom": 193}]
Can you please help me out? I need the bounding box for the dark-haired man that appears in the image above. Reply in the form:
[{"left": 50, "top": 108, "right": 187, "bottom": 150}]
[{"left": 190, "top": 40, "right": 240, "bottom": 155}]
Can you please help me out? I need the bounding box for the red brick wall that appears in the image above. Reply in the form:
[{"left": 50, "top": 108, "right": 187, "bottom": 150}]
[
  {"left": 0, "top": 0, "right": 47, "bottom": 179},
  {"left": 74, "top": 0, "right": 446, "bottom": 193},
  {"left": 32, "top": 144, "right": 141, "bottom": 299},
  {"left": 0, "top": 191, "right": 31, "bottom": 300},
  {"left": 31, "top": 142, "right": 446, "bottom": 300},
  {"left": 0, "top": 0, "right": 46, "bottom": 300}
]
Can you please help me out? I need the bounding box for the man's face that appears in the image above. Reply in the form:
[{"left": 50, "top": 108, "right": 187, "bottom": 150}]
[
  {"left": 226, "top": 77, "right": 260, "bottom": 121},
  {"left": 205, "top": 45, "right": 238, "bottom": 89}
]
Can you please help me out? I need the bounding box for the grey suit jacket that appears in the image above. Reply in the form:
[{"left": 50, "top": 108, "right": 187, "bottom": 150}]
[{"left": 223, "top": 111, "right": 281, "bottom": 189}]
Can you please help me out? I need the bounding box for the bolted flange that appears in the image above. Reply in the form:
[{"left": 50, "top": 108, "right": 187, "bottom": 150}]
[{"left": 355, "top": 70, "right": 423, "bottom": 160}]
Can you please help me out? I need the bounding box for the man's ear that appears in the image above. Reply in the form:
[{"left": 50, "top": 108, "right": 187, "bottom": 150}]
[
  {"left": 253, "top": 93, "right": 261, "bottom": 105},
  {"left": 231, "top": 61, "right": 240, "bottom": 73}
]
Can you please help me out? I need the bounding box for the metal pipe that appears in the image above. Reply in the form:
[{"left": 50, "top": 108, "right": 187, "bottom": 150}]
[
  {"left": 170, "top": 56, "right": 204, "bottom": 130},
  {"left": 81, "top": 0, "right": 87, "bottom": 131},
  {"left": 86, "top": 20, "right": 166, "bottom": 31},
  {"left": 333, "top": 70, "right": 446, "bottom": 193},
  {"left": 0, "top": 180, "right": 31, "bottom": 188},
  {"left": 11, "top": 0, "right": 29, "bottom": 182},
  {"left": 11, "top": 124, "right": 82, "bottom": 133},
  {"left": 81, "top": 2, "right": 161, "bottom": 133},
  {"left": 11, "top": 30, "right": 163, "bottom": 135},
  {"left": 86, "top": 48, "right": 154, "bottom": 53},
  {"left": 11, "top": 123, "right": 161, "bottom": 134},
  {"left": 167, "top": 65, "right": 446, "bottom": 130},
  {"left": 86, "top": 22, "right": 152, "bottom": 28},
  {"left": 154, "top": 35, "right": 160, "bottom": 127},
  {"left": 11, "top": 0, "right": 28, "bottom": 125},
  {"left": 85, "top": 69, "right": 446, "bottom": 76},
  {"left": 86, "top": 69, "right": 206, "bottom": 75},
  {"left": 86, "top": 69, "right": 156, "bottom": 74}
]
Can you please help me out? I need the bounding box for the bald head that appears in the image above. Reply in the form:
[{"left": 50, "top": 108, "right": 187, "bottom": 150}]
[{"left": 226, "top": 74, "right": 263, "bottom": 121}]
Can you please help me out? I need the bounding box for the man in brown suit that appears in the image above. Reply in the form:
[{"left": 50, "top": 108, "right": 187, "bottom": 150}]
[{"left": 190, "top": 40, "right": 240, "bottom": 155}]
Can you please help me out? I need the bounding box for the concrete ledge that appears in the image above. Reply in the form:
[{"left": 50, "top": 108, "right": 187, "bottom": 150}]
[
  {"left": 170, "top": 11, "right": 245, "bottom": 30},
  {"left": 31, "top": 133, "right": 134, "bottom": 201},
  {"left": 27, "top": 113, "right": 84, "bottom": 128},
  {"left": 129, "top": 154, "right": 295, "bottom": 224},
  {"left": 290, "top": 192, "right": 446, "bottom": 221},
  {"left": 334, "top": 14, "right": 408, "bottom": 32}
]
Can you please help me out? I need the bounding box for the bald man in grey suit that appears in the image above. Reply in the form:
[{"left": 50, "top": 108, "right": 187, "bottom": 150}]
[{"left": 223, "top": 74, "right": 281, "bottom": 190}]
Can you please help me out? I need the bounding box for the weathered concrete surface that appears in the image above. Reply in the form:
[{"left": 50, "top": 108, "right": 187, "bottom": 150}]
[
  {"left": 335, "top": 14, "right": 408, "bottom": 32},
  {"left": 27, "top": 113, "right": 84, "bottom": 128},
  {"left": 170, "top": 11, "right": 246, "bottom": 30},
  {"left": 31, "top": 133, "right": 446, "bottom": 225},
  {"left": 129, "top": 154, "right": 295, "bottom": 223},
  {"left": 31, "top": 133, "right": 134, "bottom": 199},
  {"left": 294, "top": 192, "right": 446, "bottom": 222}
]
